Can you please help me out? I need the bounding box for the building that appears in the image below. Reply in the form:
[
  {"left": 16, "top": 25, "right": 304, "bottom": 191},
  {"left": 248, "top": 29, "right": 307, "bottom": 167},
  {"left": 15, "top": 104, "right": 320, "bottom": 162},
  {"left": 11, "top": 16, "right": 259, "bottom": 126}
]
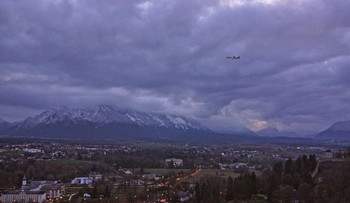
[
  {"left": 324, "top": 149, "right": 333, "bottom": 159},
  {"left": 165, "top": 158, "right": 183, "bottom": 168},
  {"left": 23, "top": 148, "right": 42, "bottom": 153},
  {"left": 4, "top": 176, "right": 63, "bottom": 202},
  {"left": 0, "top": 191, "right": 46, "bottom": 203},
  {"left": 89, "top": 172, "right": 103, "bottom": 182},
  {"left": 40, "top": 184, "right": 64, "bottom": 199},
  {"left": 71, "top": 177, "right": 92, "bottom": 185},
  {"left": 119, "top": 168, "right": 133, "bottom": 175}
]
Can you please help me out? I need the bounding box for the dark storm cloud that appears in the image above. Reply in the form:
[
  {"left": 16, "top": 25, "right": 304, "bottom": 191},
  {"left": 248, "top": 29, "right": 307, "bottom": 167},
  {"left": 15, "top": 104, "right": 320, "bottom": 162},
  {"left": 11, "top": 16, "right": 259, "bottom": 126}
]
[{"left": 1, "top": 0, "right": 350, "bottom": 133}]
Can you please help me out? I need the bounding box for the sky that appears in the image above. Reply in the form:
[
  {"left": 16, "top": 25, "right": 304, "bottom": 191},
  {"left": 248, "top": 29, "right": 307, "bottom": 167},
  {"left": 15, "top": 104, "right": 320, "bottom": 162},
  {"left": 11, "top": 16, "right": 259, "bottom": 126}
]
[{"left": 1, "top": 0, "right": 350, "bottom": 134}]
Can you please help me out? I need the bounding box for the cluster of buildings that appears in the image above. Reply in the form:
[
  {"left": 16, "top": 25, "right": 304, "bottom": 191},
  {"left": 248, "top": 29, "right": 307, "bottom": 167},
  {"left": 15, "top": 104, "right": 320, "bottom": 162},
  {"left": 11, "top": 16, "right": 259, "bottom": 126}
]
[{"left": 0, "top": 176, "right": 63, "bottom": 203}]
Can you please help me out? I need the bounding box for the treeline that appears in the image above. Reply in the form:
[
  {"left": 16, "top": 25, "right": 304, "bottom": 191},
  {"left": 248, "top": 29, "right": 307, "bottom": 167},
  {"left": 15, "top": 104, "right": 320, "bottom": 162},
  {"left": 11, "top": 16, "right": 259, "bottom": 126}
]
[
  {"left": 335, "top": 147, "right": 350, "bottom": 158},
  {"left": 0, "top": 159, "right": 110, "bottom": 187},
  {"left": 193, "top": 154, "right": 321, "bottom": 203},
  {"left": 262, "top": 154, "right": 317, "bottom": 202},
  {"left": 84, "top": 149, "right": 207, "bottom": 169}
]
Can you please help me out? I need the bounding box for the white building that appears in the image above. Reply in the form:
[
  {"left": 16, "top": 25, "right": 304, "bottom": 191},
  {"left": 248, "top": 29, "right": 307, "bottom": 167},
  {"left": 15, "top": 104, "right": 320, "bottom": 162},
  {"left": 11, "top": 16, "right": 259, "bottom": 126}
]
[
  {"left": 18, "top": 176, "right": 63, "bottom": 200},
  {"left": 71, "top": 177, "right": 92, "bottom": 185},
  {"left": 0, "top": 190, "right": 46, "bottom": 203},
  {"left": 119, "top": 168, "right": 133, "bottom": 175},
  {"left": 41, "top": 184, "right": 63, "bottom": 199},
  {"left": 165, "top": 158, "right": 183, "bottom": 168},
  {"left": 89, "top": 173, "right": 103, "bottom": 182},
  {"left": 23, "top": 148, "right": 42, "bottom": 153}
]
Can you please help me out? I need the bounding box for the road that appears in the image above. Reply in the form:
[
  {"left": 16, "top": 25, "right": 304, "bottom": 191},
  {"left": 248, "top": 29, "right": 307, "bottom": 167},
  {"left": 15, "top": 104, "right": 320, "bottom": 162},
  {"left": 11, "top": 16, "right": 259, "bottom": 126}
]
[{"left": 176, "top": 168, "right": 201, "bottom": 181}]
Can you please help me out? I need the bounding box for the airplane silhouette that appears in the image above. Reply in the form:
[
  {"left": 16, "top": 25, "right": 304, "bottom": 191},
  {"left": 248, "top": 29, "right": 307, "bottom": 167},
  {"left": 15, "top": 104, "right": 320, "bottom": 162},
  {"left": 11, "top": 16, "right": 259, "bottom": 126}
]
[{"left": 226, "top": 56, "right": 240, "bottom": 60}]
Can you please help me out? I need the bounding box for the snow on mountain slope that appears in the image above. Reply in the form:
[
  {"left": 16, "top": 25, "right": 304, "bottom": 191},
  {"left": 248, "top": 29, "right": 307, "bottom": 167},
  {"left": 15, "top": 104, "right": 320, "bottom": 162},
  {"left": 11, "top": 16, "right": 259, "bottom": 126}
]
[
  {"left": 13, "top": 105, "right": 209, "bottom": 131},
  {"left": 121, "top": 109, "right": 209, "bottom": 130}
]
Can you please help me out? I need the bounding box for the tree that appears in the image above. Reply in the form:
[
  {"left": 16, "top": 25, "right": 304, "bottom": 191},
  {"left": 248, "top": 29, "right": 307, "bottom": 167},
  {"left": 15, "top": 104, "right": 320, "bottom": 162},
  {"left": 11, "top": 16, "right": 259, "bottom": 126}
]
[
  {"left": 297, "top": 182, "right": 313, "bottom": 202},
  {"left": 284, "top": 158, "right": 293, "bottom": 174},
  {"left": 195, "top": 182, "right": 202, "bottom": 203},
  {"left": 92, "top": 185, "right": 98, "bottom": 199},
  {"left": 226, "top": 176, "right": 234, "bottom": 201},
  {"left": 273, "top": 161, "right": 283, "bottom": 175},
  {"left": 104, "top": 185, "right": 111, "bottom": 198},
  {"left": 272, "top": 185, "right": 296, "bottom": 203},
  {"left": 309, "top": 154, "right": 317, "bottom": 171}
]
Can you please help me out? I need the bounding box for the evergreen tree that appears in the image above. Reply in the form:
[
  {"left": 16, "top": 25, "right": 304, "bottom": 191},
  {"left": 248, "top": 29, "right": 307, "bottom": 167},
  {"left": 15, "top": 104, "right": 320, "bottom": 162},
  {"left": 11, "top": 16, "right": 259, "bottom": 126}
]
[
  {"left": 195, "top": 182, "right": 201, "bottom": 203},
  {"left": 226, "top": 176, "right": 234, "bottom": 201},
  {"left": 104, "top": 185, "right": 110, "bottom": 198},
  {"left": 92, "top": 185, "right": 98, "bottom": 199},
  {"left": 273, "top": 161, "right": 283, "bottom": 175},
  {"left": 309, "top": 154, "right": 317, "bottom": 171},
  {"left": 285, "top": 158, "right": 293, "bottom": 174}
]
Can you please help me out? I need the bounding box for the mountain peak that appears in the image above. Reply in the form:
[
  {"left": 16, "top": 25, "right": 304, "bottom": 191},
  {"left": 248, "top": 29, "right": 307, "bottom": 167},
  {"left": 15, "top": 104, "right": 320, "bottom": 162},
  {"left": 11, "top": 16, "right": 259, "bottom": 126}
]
[
  {"left": 317, "top": 120, "right": 350, "bottom": 140},
  {"left": 328, "top": 120, "right": 350, "bottom": 131},
  {"left": 98, "top": 105, "right": 115, "bottom": 112}
]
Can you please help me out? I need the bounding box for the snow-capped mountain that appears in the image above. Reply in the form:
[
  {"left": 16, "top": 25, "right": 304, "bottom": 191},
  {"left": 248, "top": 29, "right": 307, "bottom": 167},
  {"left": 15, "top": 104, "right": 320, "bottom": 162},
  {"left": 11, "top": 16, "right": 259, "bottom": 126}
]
[
  {"left": 15, "top": 105, "right": 131, "bottom": 128},
  {"left": 119, "top": 109, "right": 208, "bottom": 131},
  {"left": 316, "top": 120, "right": 350, "bottom": 140},
  {"left": 14, "top": 105, "right": 209, "bottom": 131},
  {"left": 5, "top": 105, "right": 211, "bottom": 141}
]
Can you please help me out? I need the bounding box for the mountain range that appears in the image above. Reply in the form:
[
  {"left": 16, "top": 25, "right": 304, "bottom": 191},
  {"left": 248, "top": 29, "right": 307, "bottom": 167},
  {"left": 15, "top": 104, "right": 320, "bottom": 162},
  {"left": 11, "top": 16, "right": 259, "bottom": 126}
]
[
  {"left": 1, "top": 106, "right": 350, "bottom": 142},
  {"left": 0, "top": 105, "right": 218, "bottom": 141}
]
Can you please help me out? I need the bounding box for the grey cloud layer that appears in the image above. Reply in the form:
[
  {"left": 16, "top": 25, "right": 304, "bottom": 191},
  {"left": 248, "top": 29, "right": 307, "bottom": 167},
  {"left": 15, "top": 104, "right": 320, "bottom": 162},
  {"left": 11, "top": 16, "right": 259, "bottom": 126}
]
[{"left": 1, "top": 0, "right": 350, "bottom": 133}]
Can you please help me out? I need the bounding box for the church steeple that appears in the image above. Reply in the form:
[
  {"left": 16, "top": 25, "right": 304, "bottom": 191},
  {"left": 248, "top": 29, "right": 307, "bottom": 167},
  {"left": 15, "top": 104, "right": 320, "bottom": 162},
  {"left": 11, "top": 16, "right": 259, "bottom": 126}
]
[{"left": 22, "top": 175, "right": 27, "bottom": 187}]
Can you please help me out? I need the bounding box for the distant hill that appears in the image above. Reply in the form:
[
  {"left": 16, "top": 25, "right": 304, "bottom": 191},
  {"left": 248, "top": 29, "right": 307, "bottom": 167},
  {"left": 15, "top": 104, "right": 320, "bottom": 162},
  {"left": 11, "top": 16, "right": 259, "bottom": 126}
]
[
  {"left": 257, "top": 127, "right": 299, "bottom": 137},
  {"left": 316, "top": 120, "right": 350, "bottom": 140}
]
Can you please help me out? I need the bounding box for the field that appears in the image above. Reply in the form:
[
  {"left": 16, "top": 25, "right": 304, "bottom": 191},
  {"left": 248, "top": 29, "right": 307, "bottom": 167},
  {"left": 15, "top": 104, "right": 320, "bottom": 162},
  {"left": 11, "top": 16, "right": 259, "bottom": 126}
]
[
  {"left": 143, "top": 168, "right": 190, "bottom": 174},
  {"left": 178, "top": 169, "right": 240, "bottom": 183}
]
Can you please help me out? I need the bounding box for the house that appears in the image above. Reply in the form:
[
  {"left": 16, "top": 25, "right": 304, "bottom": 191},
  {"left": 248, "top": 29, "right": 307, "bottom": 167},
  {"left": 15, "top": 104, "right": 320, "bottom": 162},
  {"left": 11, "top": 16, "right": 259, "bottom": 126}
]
[
  {"left": 142, "top": 174, "right": 160, "bottom": 181},
  {"left": 324, "top": 149, "right": 333, "bottom": 159},
  {"left": 165, "top": 158, "right": 183, "bottom": 168},
  {"left": 119, "top": 168, "right": 133, "bottom": 175},
  {"left": 231, "top": 162, "right": 248, "bottom": 169}
]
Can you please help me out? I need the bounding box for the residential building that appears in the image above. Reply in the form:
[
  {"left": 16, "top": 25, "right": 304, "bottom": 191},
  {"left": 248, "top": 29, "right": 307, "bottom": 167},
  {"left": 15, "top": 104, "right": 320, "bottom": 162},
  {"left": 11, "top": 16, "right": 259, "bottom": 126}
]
[{"left": 165, "top": 158, "right": 183, "bottom": 168}]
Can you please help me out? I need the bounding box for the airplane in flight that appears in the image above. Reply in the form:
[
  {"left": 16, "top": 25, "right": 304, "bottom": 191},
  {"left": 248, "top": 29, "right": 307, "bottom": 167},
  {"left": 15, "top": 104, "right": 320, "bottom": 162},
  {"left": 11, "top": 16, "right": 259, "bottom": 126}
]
[{"left": 226, "top": 56, "right": 240, "bottom": 60}]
